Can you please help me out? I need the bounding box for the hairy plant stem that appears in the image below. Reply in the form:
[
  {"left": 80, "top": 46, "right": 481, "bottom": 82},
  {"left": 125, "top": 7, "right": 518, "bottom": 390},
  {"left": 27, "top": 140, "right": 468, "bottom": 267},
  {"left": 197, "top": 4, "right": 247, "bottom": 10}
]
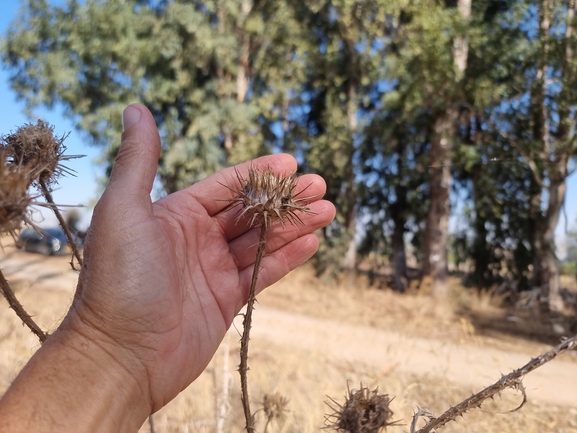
[
  {"left": 239, "top": 224, "right": 268, "bottom": 431},
  {"left": 263, "top": 418, "right": 272, "bottom": 433},
  {"left": 413, "top": 333, "right": 577, "bottom": 433},
  {"left": 39, "top": 180, "right": 83, "bottom": 269},
  {"left": 0, "top": 269, "right": 47, "bottom": 343},
  {"left": 148, "top": 415, "right": 156, "bottom": 433}
]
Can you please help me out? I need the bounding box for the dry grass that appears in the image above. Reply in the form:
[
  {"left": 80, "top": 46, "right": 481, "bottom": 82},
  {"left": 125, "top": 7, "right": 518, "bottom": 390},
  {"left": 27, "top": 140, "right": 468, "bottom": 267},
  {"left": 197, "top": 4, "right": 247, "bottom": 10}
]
[
  {"left": 259, "top": 265, "right": 577, "bottom": 356},
  {"left": 147, "top": 336, "right": 577, "bottom": 433},
  {"left": 0, "top": 247, "right": 576, "bottom": 433}
]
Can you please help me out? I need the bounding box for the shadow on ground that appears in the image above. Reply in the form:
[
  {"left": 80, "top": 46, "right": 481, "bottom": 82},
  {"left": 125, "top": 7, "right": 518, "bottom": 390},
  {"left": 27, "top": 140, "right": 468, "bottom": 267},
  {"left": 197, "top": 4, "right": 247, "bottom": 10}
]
[{"left": 359, "top": 266, "right": 577, "bottom": 347}]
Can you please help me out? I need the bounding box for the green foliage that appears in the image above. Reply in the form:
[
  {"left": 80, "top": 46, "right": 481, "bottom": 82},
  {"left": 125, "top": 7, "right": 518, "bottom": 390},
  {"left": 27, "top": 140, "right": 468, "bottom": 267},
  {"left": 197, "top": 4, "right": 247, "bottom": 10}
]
[
  {"left": 3, "top": 0, "right": 577, "bottom": 290},
  {"left": 2, "top": 0, "right": 304, "bottom": 191},
  {"left": 559, "top": 261, "right": 577, "bottom": 276}
]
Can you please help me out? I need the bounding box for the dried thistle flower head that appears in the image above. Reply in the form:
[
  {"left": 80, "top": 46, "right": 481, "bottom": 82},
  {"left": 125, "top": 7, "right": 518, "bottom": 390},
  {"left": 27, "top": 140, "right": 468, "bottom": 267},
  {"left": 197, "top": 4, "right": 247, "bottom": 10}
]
[
  {"left": 1, "top": 120, "right": 75, "bottom": 188},
  {"left": 325, "top": 385, "right": 396, "bottom": 433},
  {"left": 0, "top": 151, "right": 32, "bottom": 237},
  {"left": 262, "top": 392, "right": 290, "bottom": 422},
  {"left": 222, "top": 166, "right": 315, "bottom": 229}
]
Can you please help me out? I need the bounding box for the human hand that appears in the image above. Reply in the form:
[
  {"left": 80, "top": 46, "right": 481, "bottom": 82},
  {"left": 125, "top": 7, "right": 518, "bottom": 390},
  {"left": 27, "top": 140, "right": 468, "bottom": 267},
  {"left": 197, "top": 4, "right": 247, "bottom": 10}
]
[{"left": 65, "top": 104, "right": 335, "bottom": 418}]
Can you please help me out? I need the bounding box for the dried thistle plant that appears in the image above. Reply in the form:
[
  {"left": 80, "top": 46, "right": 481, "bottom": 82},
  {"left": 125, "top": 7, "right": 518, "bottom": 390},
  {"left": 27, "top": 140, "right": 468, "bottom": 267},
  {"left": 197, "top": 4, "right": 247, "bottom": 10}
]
[
  {"left": 0, "top": 151, "right": 47, "bottom": 343},
  {"left": 222, "top": 167, "right": 314, "bottom": 229},
  {"left": 325, "top": 384, "right": 396, "bottom": 433},
  {"left": 1, "top": 120, "right": 85, "bottom": 344},
  {"left": 0, "top": 151, "right": 32, "bottom": 238},
  {"left": 262, "top": 392, "right": 290, "bottom": 433},
  {"left": 1, "top": 120, "right": 84, "bottom": 267},
  {"left": 221, "top": 166, "right": 315, "bottom": 431},
  {"left": 411, "top": 333, "right": 577, "bottom": 433},
  {"left": 2, "top": 120, "right": 75, "bottom": 187}
]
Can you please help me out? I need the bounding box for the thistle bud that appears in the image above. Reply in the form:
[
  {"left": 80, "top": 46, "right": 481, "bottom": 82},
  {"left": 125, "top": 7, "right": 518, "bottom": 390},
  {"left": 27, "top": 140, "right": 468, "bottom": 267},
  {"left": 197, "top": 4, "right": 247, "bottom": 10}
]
[
  {"left": 325, "top": 385, "right": 396, "bottom": 433},
  {"left": 223, "top": 166, "right": 315, "bottom": 229},
  {"left": 2, "top": 120, "right": 75, "bottom": 189},
  {"left": 0, "top": 153, "right": 31, "bottom": 236}
]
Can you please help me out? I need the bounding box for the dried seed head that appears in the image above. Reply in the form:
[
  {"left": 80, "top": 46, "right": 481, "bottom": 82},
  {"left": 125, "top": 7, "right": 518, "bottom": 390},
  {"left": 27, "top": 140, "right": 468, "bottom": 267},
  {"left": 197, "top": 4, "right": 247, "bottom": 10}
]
[
  {"left": 1, "top": 120, "right": 74, "bottom": 188},
  {"left": 0, "top": 151, "right": 32, "bottom": 237},
  {"left": 262, "top": 392, "right": 290, "bottom": 423},
  {"left": 325, "top": 385, "right": 396, "bottom": 433},
  {"left": 222, "top": 166, "right": 315, "bottom": 229}
]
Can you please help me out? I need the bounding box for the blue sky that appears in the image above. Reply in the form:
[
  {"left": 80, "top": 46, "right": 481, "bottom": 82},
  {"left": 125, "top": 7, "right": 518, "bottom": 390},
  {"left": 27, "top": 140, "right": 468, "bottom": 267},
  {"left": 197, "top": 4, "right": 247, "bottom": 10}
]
[{"left": 1, "top": 1, "right": 576, "bottom": 248}]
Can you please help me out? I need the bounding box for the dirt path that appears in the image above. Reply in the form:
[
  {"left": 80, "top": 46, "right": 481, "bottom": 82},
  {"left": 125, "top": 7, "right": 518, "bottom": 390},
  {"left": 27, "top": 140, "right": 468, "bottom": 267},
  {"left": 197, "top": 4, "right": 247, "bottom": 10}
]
[
  {"left": 2, "top": 248, "right": 576, "bottom": 408},
  {"left": 241, "top": 308, "right": 577, "bottom": 408},
  {"left": 0, "top": 249, "right": 79, "bottom": 292}
]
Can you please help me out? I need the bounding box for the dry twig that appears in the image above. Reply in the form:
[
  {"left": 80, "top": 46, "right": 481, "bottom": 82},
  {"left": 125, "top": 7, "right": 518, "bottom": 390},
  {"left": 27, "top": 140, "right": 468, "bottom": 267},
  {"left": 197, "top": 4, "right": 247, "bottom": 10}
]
[
  {"left": 412, "top": 334, "right": 577, "bottom": 433},
  {"left": 0, "top": 269, "right": 47, "bottom": 343},
  {"left": 38, "top": 181, "right": 83, "bottom": 268},
  {"left": 215, "top": 333, "right": 231, "bottom": 433}
]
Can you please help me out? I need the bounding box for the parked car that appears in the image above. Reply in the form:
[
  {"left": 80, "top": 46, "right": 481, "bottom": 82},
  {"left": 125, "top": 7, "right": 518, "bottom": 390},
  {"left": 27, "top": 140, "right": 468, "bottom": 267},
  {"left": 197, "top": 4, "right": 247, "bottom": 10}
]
[{"left": 18, "top": 228, "right": 80, "bottom": 256}]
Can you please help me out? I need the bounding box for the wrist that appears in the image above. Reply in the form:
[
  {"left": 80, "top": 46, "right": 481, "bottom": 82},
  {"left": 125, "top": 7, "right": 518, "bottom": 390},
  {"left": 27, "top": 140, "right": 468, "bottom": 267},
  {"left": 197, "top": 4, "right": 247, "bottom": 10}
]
[{"left": 0, "top": 310, "right": 152, "bottom": 433}]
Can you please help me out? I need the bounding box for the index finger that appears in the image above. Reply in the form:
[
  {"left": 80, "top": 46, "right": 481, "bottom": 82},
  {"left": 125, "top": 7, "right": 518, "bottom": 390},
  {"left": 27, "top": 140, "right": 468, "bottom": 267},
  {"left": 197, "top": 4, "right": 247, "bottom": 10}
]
[{"left": 177, "top": 153, "right": 298, "bottom": 217}]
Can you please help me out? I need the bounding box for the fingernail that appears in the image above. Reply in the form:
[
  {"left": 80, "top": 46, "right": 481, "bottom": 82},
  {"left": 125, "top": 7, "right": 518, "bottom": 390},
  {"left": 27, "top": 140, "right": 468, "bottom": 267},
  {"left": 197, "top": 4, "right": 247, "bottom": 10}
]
[{"left": 122, "top": 105, "right": 142, "bottom": 131}]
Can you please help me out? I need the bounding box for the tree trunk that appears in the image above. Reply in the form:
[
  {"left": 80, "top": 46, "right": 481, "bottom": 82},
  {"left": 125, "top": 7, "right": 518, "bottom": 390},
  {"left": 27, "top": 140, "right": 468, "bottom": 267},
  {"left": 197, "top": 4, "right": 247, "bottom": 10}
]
[
  {"left": 391, "top": 203, "right": 408, "bottom": 292},
  {"left": 422, "top": 113, "right": 455, "bottom": 295},
  {"left": 471, "top": 169, "right": 491, "bottom": 288},
  {"left": 217, "top": 0, "right": 252, "bottom": 160},
  {"left": 534, "top": 173, "right": 566, "bottom": 314},
  {"left": 343, "top": 210, "right": 357, "bottom": 289},
  {"left": 422, "top": 0, "right": 470, "bottom": 296},
  {"left": 391, "top": 138, "right": 409, "bottom": 292},
  {"left": 530, "top": 0, "right": 568, "bottom": 315},
  {"left": 342, "top": 81, "right": 358, "bottom": 289},
  {"left": 236, "top": 0, "right": 251, "bottom": 103},
  {"left": 452, "top": 0, "right": 471, "bottom": 79}
]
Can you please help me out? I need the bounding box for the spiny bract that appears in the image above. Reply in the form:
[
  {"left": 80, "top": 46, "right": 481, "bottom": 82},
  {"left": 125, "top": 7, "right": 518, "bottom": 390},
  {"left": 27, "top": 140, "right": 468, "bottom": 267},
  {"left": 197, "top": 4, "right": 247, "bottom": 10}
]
[
  {"left": 262, "top": 392, "right": 290, "bottom": 422},
  {"left": 325, "top": 385, "right": 396, "bottom": 433},
  {"left": 0, "top": 151, "right": 31, "bottom": 236},
  {"left": 222, "top": 166, "right": 314, "bottom": 229}
]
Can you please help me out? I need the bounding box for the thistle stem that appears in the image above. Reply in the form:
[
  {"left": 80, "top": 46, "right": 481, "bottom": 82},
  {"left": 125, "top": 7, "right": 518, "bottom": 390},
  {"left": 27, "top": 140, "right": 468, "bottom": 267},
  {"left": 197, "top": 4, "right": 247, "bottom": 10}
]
[
  {"left": 39, "top": 180, "right": 83, "bottom": 269},
  {"left": 414, "top": 333, "right": 577, "bottom": 433},
  {"left": 239, "top": 224, "right": 268, "bottom": 431},
  {"left": 0, "top": 268, "right": 47, "bottom": 343}
]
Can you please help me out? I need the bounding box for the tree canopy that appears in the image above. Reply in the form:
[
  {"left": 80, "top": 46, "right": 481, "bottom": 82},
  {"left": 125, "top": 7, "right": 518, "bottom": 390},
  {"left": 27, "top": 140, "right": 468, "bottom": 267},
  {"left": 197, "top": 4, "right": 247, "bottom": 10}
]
[{"left": 3, "top": 0, "right": 577, "bottom": 314}]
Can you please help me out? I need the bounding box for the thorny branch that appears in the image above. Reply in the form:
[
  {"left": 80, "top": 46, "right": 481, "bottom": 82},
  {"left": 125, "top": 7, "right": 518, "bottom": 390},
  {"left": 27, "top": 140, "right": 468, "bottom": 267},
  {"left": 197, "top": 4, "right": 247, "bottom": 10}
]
[
  {"left": 412, "top": 334, "right": 577, "bottom": 433},
  {"left": 239, "top": 224, "right": 267, "bottom": 431},
  {"left": 0, "top": 269, "right": 47, "bottom": 343},
  {"left": 39, "top": 180, "right": 83, "bottom": 269}
]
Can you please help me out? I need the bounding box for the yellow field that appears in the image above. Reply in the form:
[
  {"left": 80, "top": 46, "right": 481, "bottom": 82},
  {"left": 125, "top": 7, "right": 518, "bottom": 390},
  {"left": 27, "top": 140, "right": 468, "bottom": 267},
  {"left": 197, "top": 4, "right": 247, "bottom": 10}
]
[{"left": 1, "top": 247, "right": 576, "bottom": 433}]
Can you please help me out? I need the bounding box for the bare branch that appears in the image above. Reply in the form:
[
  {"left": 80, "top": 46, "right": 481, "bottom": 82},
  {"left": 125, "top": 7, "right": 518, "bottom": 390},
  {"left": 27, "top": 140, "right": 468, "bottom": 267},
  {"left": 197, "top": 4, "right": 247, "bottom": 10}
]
[
  {"left": 39, "top": 180, "right": 83, "bottom": 270},
  {"left": 0, "top": 269, "right": 47, "bottom": 343},
  {"left": 415, "top": 334, "right": 577, "bottom": 433},
  {"left": 410, "top": 407, "right": 435, "bottom": 433}
]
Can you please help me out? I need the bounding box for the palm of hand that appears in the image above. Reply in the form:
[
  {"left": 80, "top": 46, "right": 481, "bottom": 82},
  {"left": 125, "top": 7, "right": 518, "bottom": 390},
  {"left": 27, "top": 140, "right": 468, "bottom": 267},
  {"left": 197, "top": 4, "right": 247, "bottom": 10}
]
[
  {"left": 74, "top": 161, "right": 330, "bottom": 411},
  {"left": 76, "top": 188, "right": 242, "bottom": 408}
]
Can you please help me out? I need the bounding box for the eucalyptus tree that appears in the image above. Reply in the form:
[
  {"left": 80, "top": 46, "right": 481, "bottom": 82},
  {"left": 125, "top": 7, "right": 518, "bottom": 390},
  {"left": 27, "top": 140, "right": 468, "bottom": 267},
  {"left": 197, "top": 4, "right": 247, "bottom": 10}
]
[
  {"left": 449, "top": 0, "right": 534, "bottom": 290},
  {"left": 287, "top": 0, "right": 390, "bottom": 284},
  {"left": 378, "top": 0, "right": 475, "bottom": 295},
  {"left": 360, "top": 103, "right": 430, "bottom": 292},
  {"left": 2, "top": 0, "right": 304, "bottom": 193},
  {"left": 481, "top": 0, "right": 577, "bottom": 313},
  {"left": 445, "top": 0, "right": 577, "bottom": 316}
]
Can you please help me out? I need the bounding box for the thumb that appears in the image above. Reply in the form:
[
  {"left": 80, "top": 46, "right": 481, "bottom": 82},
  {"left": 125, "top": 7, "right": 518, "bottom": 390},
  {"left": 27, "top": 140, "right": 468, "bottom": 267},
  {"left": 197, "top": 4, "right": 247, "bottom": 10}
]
[{"left": 106, "top": 104, "right": 161, "bottom": 202}]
